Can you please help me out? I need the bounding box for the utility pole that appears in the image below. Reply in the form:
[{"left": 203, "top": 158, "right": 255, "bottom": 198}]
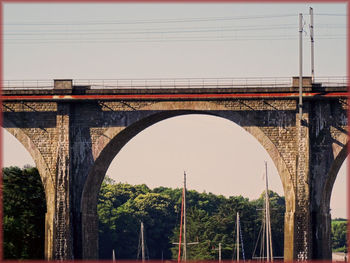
[
  {"left": 310, "top": 7, "right": 315, "bottom": 83},
  {"left": 299, "top": 13, "right": 303, "bottom": 121}
]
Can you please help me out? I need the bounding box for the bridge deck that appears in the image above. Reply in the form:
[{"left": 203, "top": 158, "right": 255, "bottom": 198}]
[{"left": 1, "top": 85, "right": 348, "bottom": 101}]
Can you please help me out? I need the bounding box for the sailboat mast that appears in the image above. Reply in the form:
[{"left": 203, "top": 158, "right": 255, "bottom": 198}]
[
  {"left": 236, "top": 212, "right": 240, "bottom": 262},
  {"left": 141, "top": 221, "right": 145, "bottom": 262},
  {"left": 183, "top": 172, "right": 187, "bottom": 261},
  {"left": 265, "top": 161, "right": 273, "bottom": 261},
  {"left": 265, "top": 162, "right": 270, "bottom": 262}
]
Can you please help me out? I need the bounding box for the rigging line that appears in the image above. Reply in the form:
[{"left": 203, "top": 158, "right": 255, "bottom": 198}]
[
  {"left": 239, "top": 217, "right": 245, "bottom": 261},
  {"left": 252, "top": 222, "right": 264, "bottom": 259},
  {"left": 4, "top": 14, "right": 298, "bottom": 26}
]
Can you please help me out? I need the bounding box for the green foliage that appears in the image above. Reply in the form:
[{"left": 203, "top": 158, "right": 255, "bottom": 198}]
[
  {"left": 3, "top": 168, "right": 287, "bottom": 260},
  {"left": 3, "top": 166, "right": 46, "bottom": 259},
  {"left": 98, "top": 178, "right": 176, "bottom": 259},
  {"left": 331, "top": 219, "right": 347, "bottom": 252},
  {"left": 98, "top": 177, "right": 285, "bottom": 260}
]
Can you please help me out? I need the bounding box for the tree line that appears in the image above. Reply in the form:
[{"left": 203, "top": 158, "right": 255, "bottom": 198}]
[
  {"left": 98, "top": 176, "right": 285, "bottom": 260},
  {"left": 3, "top": 166, "right": 347, "bottom": 259}
]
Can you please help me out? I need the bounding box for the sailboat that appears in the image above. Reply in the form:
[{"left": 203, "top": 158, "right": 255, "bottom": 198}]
[
  {"left": 233, "top": 212, "right": 245, "bottom": 261},
  {"left": 252, "top": 162, "right": 282, "bottom": 261},
  {"left": 137, "top": 221, "right": 148, "bottom": 261},
  {"left": 174, "top": 172, "right": 199, "bottom": 262},
  {"left": 112, "top": 249, "right": 116, "bottom": 262}
]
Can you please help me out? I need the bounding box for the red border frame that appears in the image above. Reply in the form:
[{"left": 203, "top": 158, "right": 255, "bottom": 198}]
[{"left": 0, "top": 1, "right": 348, "bottom": 262}]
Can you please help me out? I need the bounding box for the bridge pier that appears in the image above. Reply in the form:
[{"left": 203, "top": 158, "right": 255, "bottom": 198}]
[
  {"left": 285, "top": 108, "right": 312, "bottom": 260},
  {"left": 45, "top": 81, "right": 97, "bottom": 260},
  {"left": 52, "top": 103, "right": 74, "bottom": 259},
  {"left": 308, "top": 100, "right": 348, "bottom": 260}
]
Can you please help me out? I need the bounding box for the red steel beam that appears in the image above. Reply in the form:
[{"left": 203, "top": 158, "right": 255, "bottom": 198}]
[{"left": 0, "top": 92, "right": 348, "bottom": 101}]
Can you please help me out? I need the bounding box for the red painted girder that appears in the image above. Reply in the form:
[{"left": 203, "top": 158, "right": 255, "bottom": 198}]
[{"left": 0, "top": 92, "right": 348, "bottom": 101}]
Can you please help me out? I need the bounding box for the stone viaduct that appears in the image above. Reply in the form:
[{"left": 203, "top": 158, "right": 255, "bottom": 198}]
[{"left": 1, "top": 78, "right": 348, "bottom": 261}]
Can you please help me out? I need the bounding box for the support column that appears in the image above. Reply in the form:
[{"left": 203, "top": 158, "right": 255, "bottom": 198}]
[
  {"left": 51, "top": 80, "right": 75, "bottom": 259},
  {"left": 44, "top": 195, "right": 55, "bottom": 260},
  {"left": 284, "top": 211, "right": 295, "bottom": 261},
  {"left": 311, "top": 210, "right": 332, "bottom": 259},
  {"left": 82, "top": 210, "right": 99, "bottom": 259},
  {"left": 308, "top": 100, "right": 344, "bottom": 260},
  {"left": 293, "top": 103, "right": 312, "bottom": 260},
  {"left": 53, "top": 103, "right": 73, "bottom": 260}
]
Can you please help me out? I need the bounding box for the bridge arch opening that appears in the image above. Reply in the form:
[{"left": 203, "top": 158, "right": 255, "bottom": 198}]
[
  {"left": 329, "top": 156, "right": 348, "bottom": 259},
  {"left": 330, "top": 157, "right": 347, "bottom": 220},
  {"left": 106, "top": 114, "right": 283, "bottom": 201},
  {"left": 85, "top": 113, "right": 287, "bottom": 260},
  {"left": 2, "top": 128, "right": 47, "bottom": 259}
]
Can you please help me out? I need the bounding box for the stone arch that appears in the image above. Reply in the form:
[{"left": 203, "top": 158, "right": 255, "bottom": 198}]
[
  {"left": 324, "top": 137, "right": 348, "bottom": 214},
  {"left": 2, "top": 124, "right": 55, "bottom": 259},
  {"left": 310, "top": 131, "right": 348, "bottom": 259},
  {"left": 81, "top": 108, "right": 295, "bottom": 259}
]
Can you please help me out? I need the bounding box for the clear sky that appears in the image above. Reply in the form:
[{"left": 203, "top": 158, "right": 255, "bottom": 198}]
[{"left": 2, "top": 2, "right": 347, "bottom": 218}]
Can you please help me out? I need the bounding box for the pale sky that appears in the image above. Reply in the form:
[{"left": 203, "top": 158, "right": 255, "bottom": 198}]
[{"left": 2, "top": 3, "right": 347, "bottom": 218}]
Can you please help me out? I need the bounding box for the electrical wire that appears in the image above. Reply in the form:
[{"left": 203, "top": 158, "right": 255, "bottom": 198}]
[
  {"left": 4, "top": 25, "right": 299, "bottom": 36},
  {"left": 4, "top": 14, "right": 299, "bottom": 26},
  {"left": 3, "top": 13, "right": 345, "bottom": 45}
]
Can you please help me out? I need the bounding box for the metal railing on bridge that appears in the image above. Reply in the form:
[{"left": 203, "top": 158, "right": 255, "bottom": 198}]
[{"left": 1, "top": 76, "right": 348, "bottom": 90}]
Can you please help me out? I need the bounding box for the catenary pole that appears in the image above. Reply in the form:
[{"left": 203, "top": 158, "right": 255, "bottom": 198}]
[
  {"left": 299, "top": 13, "right": 303, "bottom": 121},
  {"left": 310, "top": 7, "right": 315, "bottom": 83}
]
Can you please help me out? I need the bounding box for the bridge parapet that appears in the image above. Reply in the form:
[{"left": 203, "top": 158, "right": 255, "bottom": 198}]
[{"left": 2, "top": 76, "right": 348, "bottom": 90}]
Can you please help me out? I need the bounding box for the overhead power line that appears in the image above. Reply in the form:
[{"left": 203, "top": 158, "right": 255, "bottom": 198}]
[
  {"left": 4, "top": 26, "right": 299, "bottom": 36},
  {"left": 4, "top": 14, "right": 299, "bottom": 26},
  {"left": 313, "top": 13, "right": 347, "bottom": 16},
  {"left": 4, "top": 23, "right": 346, "bottom": 35},
  {"left": 4, "top": 13, "right": 345, "bottom": 27},
  {"left": 5, "top": 35, "right": 345, "bottom": 45},
  {"left": 4, "top": 12, "right": 346, "bottom": 45}
]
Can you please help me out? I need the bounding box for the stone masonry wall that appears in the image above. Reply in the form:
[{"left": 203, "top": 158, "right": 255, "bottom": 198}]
[{"left": 2, "top": 93, "right": 347, "bottom": 261}]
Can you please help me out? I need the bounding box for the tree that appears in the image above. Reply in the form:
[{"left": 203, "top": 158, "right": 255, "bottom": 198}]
[
  {"left": 98, "top": 178, "right": 286, "bottom": 260},
  {"left": 128, "top": 192, "right": 176, "bottom": 259},
  {"left": 98, "top": 178, "right": 150, "bottom": 259},
  {"left": 3, "top": 166, "right": 46, "bottom": 259},
  {"left": 331, "top": 219, "right": 347, "bottom": 252}
]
